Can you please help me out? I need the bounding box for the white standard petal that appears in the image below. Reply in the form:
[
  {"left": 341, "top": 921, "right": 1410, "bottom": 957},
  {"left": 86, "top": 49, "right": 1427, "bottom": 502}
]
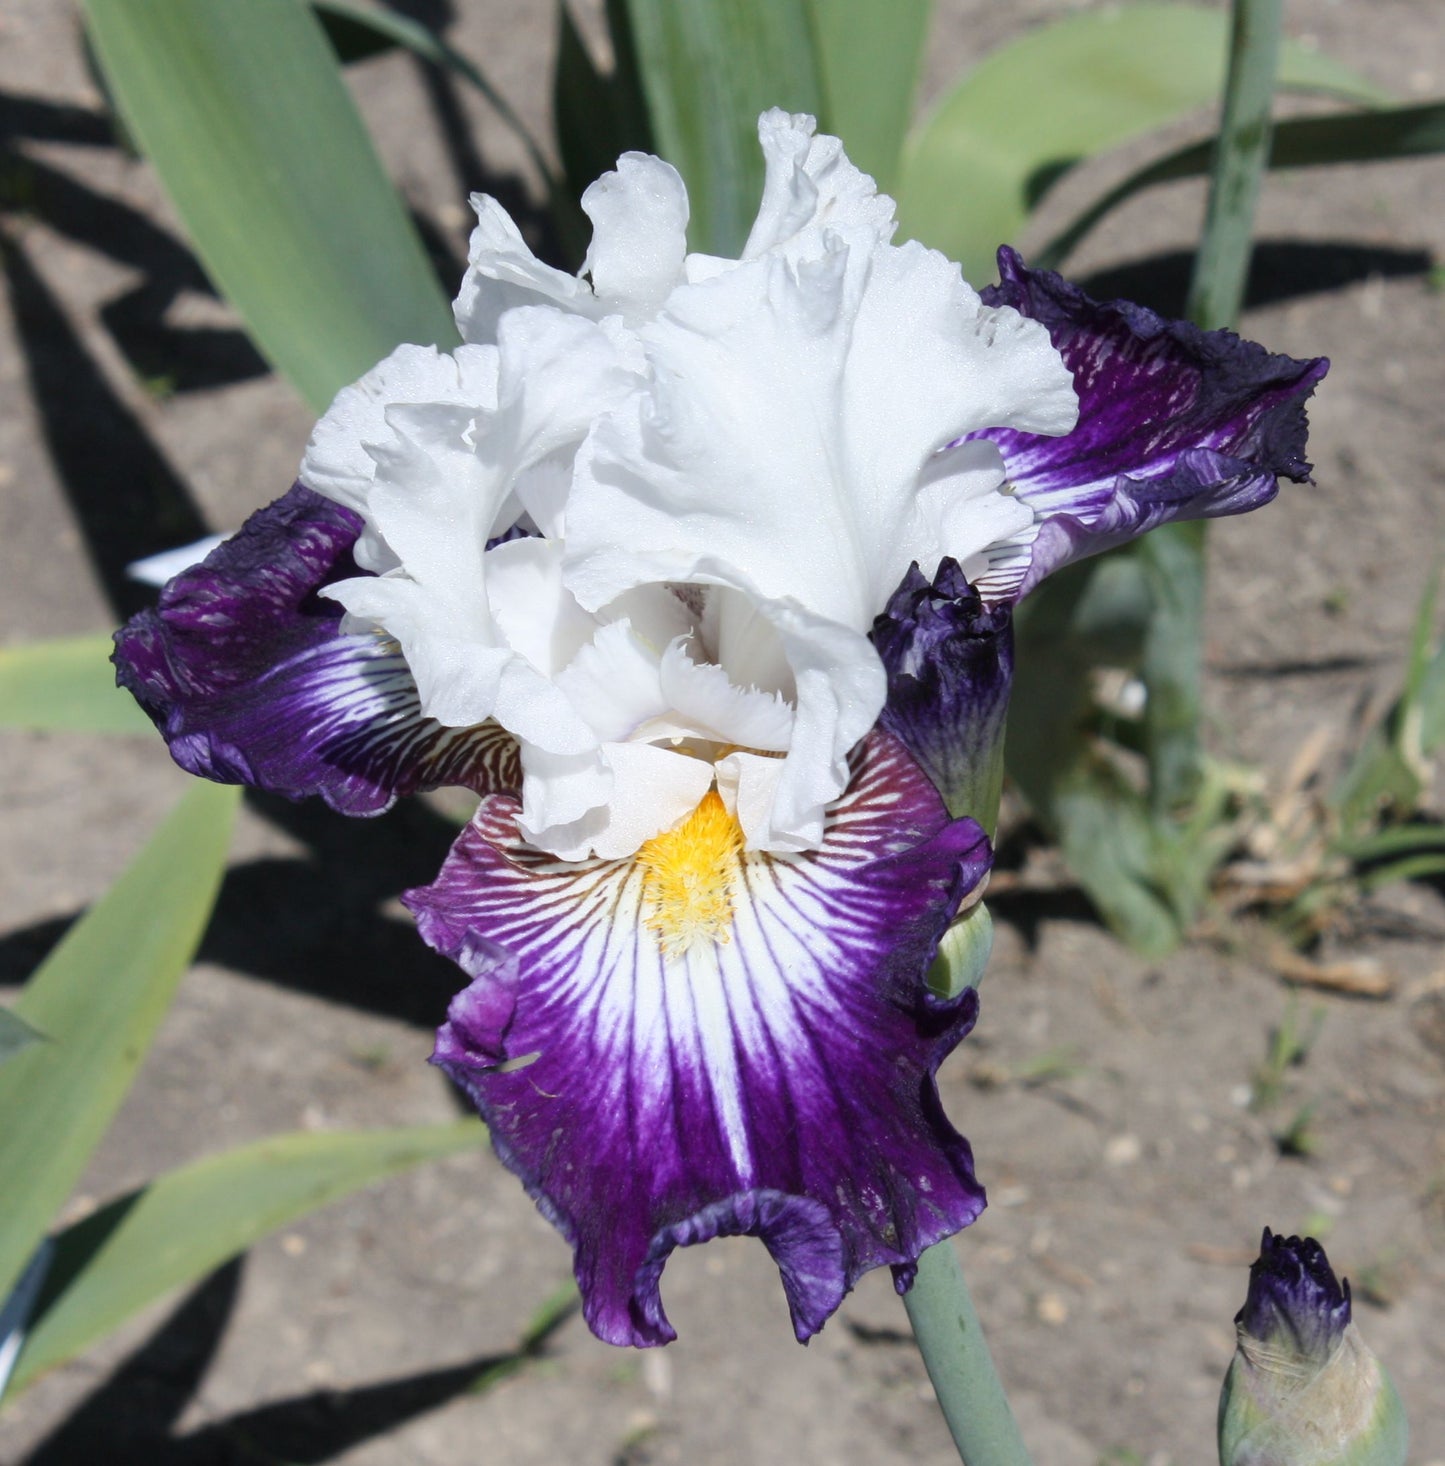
[
  {"left": 301, "top": 343, "right": 498, "bottom": 571},
  {"left": 580, "top": 153, "right": 690, "bottom": 321},
  {"left": 453, "top": 195, "right": 597, "bottom": 344},
  {"left": 742, "top": 108, "right": 897, "bottom": 260},
  {"left": 484, "top": 536, "right": 596, "bottom": 680},
  {"left": 567, "top": 227, "right": 1077, "bottom": 633}
]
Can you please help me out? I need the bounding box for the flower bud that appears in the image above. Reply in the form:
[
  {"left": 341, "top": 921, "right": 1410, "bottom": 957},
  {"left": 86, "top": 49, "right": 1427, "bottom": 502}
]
[{"left": 1218, "top": 1230, "right": 1408, "bottom": 1466}]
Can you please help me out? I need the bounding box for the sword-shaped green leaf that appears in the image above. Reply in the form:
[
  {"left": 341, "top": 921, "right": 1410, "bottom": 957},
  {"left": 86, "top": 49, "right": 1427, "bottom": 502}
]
[
  {"left": 898, "top": 3, "right": 1388, "bottom": 280},
  {"left": 82, "top": 0, "right": 457, "bottom": 413},
  {"left": 623, "top": 0, "right": 823, "bottom": 255},
  {"left": 0, "top": 782, "right": 238, "bottom": 1307},
  {"left": 0, "top": 635, "right": 150, "bottom": 735},
  {"left": 804, "top": 0, "right": 931, "bottom": 190},
  {"left": 9, "top": 1120, "right": 485, "bottom": 1395}
]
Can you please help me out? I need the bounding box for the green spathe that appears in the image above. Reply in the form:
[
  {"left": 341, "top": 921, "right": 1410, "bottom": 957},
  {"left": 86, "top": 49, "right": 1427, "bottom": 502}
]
[{"left": 1219, "top": 1262, "right": 1408, "bottom": 1466}]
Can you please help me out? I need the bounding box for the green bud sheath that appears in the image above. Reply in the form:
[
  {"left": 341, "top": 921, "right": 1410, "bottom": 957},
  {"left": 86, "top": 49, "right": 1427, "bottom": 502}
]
[{"left": 1218, "top": 1231, "right": 1408, "bottom": 1466}]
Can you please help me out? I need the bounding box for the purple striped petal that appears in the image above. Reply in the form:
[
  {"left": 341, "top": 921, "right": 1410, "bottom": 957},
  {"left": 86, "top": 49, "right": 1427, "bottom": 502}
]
[
  {"left": 970, "top": 247, "right": 1329, "bottom": 603},
  {"left": 872, "top": 559, "right": 1012, "bottom": 824},
  {"left": 114, "top": 484, "right": 517, "bottom": 815},
  {"left": 408, "top": 729, "right": 991, "bottom": 1346}
]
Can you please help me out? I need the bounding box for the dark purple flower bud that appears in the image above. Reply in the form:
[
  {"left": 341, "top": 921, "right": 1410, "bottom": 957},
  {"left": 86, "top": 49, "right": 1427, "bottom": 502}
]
[
  {"left": 1219, "top": 1230, "right": 1407, "bottom": 1466},
  {"left": 872, "top": 558, "right": 1013, "bottom": 829}
]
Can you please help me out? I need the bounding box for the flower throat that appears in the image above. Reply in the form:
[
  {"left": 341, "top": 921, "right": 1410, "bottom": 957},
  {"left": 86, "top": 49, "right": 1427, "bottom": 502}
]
[{"left": 637, "top": 790, "right": 744, "bottom": 958}]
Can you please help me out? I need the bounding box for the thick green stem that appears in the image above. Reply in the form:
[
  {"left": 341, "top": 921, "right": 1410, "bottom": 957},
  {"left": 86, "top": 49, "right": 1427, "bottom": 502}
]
[
  {"left": 1188, "top": 0, "right": 1285, "bottom": 332},
  {"left": 903, "top": 1242, "right": 1032, "bottom": 1466},
  {"left": 1143, "top": 0, "right": 1284, "bottom": 814},
  {"left": 905, "top": 7, "right": 1291, "bottom": 1454}
]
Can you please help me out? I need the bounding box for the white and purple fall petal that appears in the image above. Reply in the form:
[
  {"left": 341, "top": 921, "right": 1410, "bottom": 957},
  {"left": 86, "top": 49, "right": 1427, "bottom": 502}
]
[{"left": 113, "top": 108, "right": 1326, "bottom": 1347}]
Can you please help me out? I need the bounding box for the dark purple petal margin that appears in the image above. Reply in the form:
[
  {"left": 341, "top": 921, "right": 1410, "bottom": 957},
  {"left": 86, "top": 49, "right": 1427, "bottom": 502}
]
[
  {"left": 408, "top": 729, "right": 992, "bottom": 1346},
  {"left": 114, "top": 483, "right": 517, "bottom": 815},
  {"left": 872, "top": 557, "right": 1012, "bottom": 823},
  {"left": 971, "top": 246, "right": 1329, "bottom": 602}
]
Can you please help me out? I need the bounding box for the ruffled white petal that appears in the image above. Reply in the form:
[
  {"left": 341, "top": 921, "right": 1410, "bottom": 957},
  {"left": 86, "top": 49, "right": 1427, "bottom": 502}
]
[
  {"left": 580, "top": 154, "right": 690, "bottom": 321},
  {"left": 743, "top": 108, "right": 897, "bottom": 260},
  {"left": 566, "top": 228, "right": 1073, "bottom": 637},
  {"left": 454, "top": 195, "right": 595, "bottom": 345},
  {"left": 301, "top": 110, "right": 1081, "bottom": 862},
  {"left": 301, "top": 343, "right": 499, "bottom": 572}
]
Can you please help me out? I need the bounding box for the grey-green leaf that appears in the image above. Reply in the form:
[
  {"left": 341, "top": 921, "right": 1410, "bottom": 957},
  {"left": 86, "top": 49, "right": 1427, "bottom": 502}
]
[
  {"left": 0, "top": 782, "right": 238, "bottom": 1306},
  {"left": 897, "top": 2, "right": 1389, "bottom": 279},
  {"left": 623, "top": 0, "right": 823, "bottom": 255},
  {"left": 804, "top": 0, "right": 931, "bottom": 190},
  {"left": 0, "top": 635, "right": 150, "bottom": 735},
  {"left": 9, "top": 1120, "right": 485, "bottom": 1394},
  {"left": 82, "top": 0, "right": 458, "bottom": 414},
  {"left": 0, "top": 1009, "right": 47, "bottom": 1069},
  {"left": 310, "top": 0, "right": 559, "bottom": 202}
]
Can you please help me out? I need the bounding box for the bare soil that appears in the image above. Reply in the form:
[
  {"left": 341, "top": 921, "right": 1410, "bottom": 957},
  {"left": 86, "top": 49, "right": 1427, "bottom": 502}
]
[{"left": 1, "top": 3, "right": 1443, "bottom": 1463}]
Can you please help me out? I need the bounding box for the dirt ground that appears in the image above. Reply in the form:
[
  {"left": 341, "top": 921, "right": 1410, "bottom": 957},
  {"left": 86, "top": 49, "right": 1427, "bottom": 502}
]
[{"left": 1, "top": 2, "right": 1443, "bottom": 1463}]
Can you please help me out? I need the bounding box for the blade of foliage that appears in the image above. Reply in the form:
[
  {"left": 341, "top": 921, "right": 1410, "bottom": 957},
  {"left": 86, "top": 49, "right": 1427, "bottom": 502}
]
[
  {"left": 1338, "top": 823, "right": 1445, "bottom": 863},
  {"left": 1360, "top": 852, "right": 1445, "bottom": 891},
  {"left": 0, "top": 634, "right": 151, "bottom": 735},
  {"left": 0, "top": 1010, "right": 46, "bottom": 1070},
  {"left": 897, "top": 2, "right": 1387, "bottom": 280},
  {"left": 804, "top": 0, "right": 931, "bottom": 190},
  {"left": 1334, "top": 562, "right": 1442, "bottom": 833},
  {"left": 0, "top": 1242, "right": 54, "bottom": 1404},
  {"left": 82, "top": 0, "right": 458, "bottom": 413},
  {"left": 9, "top": 1120, "right": 485, "bottom": 1394},
  {"left": 552, "top": 0, "right": 652, "bottom": 264},
  {"left": 311, "top": 1, "right": 559, "bottom": 201},
  {"left": 623, "top": 0, "right": 823, "bottom": 255},
  {"left": 0, "top": 782, "right": 238, "bottom": 1306},
  {"left": 1007, "top": 559, "right": 1186, "bottom": 954},
  {"left": 1038, "top": 101, "right": 1445, "bottom": 270}
]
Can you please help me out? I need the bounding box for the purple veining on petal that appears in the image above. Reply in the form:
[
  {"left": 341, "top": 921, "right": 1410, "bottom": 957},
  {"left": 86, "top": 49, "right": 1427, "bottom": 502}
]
[
  {"left": 1238, "top": 1228, "right": 1352, "bottom": 1364},
  {"left": 967, "top": 246, "right": 1329, "bottom": 603},
  {"left": 872, "top": 557, "right": 1012, "bottom": 823},
  {"left": 409, "top": 729, "right": 992, "bottom": 1347},
  {"left": 114, "top": 483, "right": 517, "bottom": 815}
]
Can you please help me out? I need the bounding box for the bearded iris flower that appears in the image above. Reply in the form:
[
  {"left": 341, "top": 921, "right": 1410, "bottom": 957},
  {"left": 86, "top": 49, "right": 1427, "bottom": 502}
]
[{"left": 114, "top": 111, "right": 1325, "bottom": 1347}]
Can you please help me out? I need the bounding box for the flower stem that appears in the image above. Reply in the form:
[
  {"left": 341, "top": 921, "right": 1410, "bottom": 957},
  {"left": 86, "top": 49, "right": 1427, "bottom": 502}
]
[
  {"left": 1142, "top": 0, "right": 1284, "bottom": 815},
  {"left": 903, "top": 1240, "right": 1033, "bottom": 1466},
  {"left": 1187, "top": 0, "right": 1285, "bottom": 333}
]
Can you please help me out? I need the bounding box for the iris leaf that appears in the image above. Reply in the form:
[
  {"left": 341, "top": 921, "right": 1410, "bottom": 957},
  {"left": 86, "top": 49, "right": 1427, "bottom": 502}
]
[
  {"left": 310, "top": 0, "right": 560, "bottom": 200},
  {"left": 8, "top": 1120, "right": 485, "bottom": 1395},
  {"left": 623, "top": 0, "right": 823, "bottom": 254},
  {"left": 0, "top": 634, "right": 150, "bottom": 735},
  {"left": 0, "top": 1009, "right": 46, "bottom": 1069},
  {"left": 897, "top": 2, "right": 1388, "bottom": 279},
  {"left": 1039, "top": 100, "right": 1445, "bottom": 270},
  {"left": 0, "top": 782, "right": 238, "bottom": 1307},
  {"left": 804, "top": 0, "right": 931, "bottom": 190},
  {"left": 552, "top": 0, "right": 652, "bottom": 264},
  {"left": 82, "top": 0, "right": 458, "bottom": 414}
]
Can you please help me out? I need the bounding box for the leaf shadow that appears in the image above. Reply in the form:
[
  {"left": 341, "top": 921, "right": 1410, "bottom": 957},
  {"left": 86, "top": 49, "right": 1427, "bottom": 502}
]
[
  {"left": 1075, "top": 239, "right": 1435, "bottom": 318},
  {"left": 19, "top": 1260, "right": 575, "bottom": 1466}
]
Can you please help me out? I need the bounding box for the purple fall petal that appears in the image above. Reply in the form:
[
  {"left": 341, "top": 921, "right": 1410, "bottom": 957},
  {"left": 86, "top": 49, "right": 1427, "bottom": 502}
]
[
  {"left": 872, "top": 558, "right": 1012, "bottom": 823},
  {"left": 114, "top": 484, "right": 517, "bottom": 814},
  {"left": 970, "top": 246, "right": 1329, "bottom": 603},
  {"left": 410, "top": 729, "right": 991, "bottom": 1346}
]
